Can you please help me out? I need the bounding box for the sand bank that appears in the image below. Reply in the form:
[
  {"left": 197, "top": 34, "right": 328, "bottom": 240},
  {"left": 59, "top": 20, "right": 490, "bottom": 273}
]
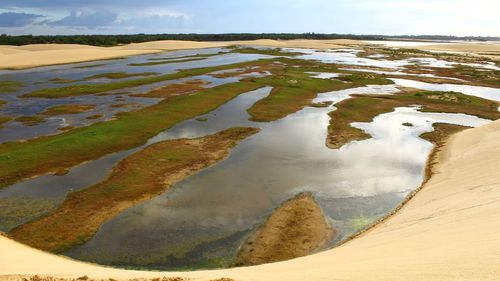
[
  {"left": 1, "top": 119, "right": 500, "bottom": 280},
  {"left": 1, "top": 39, "right": 498, "bottom": 69},
  {"left": 0, "top": 39, "right": 363, "bottom": 69}
]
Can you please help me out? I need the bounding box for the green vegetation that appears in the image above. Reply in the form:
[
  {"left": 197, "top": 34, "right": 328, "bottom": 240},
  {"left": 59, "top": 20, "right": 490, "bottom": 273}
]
[
  {"left": 0, "top": 33, "right": 387, "bottom": 47},
  {"left": 247, "top": 67, "right": 393, "bottom": 122},
  {"left": 3, "top": 33, "right": 493, "bottom": 47},
  {"left": 22, "top": 59, "right": 274, "bottom": 98},
  {"left": 10, "top": 127, "right": 260, "bottom": 252},
  {"left": 433, "top": 65, "right": 500, "bottom": 87},
  {"left": 0, "top": 80, "right": 23, "bottom": 93},
  {"left": 350, "top": 217, "right": 373, "bottom": 232},
  {"left": 0, "top": 82, "right": 262, "bottom": 189},
  {"left": 0, "top": 116, "right": 12, "bottom": 128},
  {"left": 326, "top": 90, "right": 500, "bottom": 149},
  {"left": 14, "top": 116, "right": 45, "bottom": 126},
  {"left": 134, "top": 80, "right": 208, "bottom": 99},
  {"left": 337, "top": 72, "right": 394, "bottom": 85},
  {"left": 40, "top": 104, "right": 96, "bottom": 116},
  {"left": 83, "top": 72, "right": 158, "bottom": 80}
]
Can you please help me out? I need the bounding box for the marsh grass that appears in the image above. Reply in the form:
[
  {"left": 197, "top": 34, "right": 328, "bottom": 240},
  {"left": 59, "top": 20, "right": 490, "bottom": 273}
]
[
  {"left": 246, "top": 68, "right": 393, "bottom": 122},
  {"left": 0, "top": 115, "right": 12, "bottom": 128},
  {"left": 14, "top": 116, "right": 45, "bottom": 126},
  {"left": 10, "top": 127, "right": 260, "bottom": 253},
  {"left": 133, "top": 79, "right": 209, "bottom": 99},
  {"left": 40, "top": 104, "right": 96, "bottom": 116},
  {"left": 83, "top": 72, "right": 158, "bottom": 80},
  {"left": 0, "top": 196, "right": 58, "bottom": 231},
  {"left": 326, "top": 90, "right": 500, "bottom": 149},
  {"left": 0, "top": 80, "right": 23, "bottom": 93},
  {"left": 0, "top": 82, "right": 262, "bottom": 189},
  {"left": 22, "top": 59, "right": 275, "bottom": 98}
]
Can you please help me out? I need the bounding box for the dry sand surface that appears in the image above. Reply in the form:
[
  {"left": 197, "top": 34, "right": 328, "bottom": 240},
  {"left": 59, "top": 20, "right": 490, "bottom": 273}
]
[
  {"left": 1, "top": 39, "right": 498, "bottom": 69},
  {"left": 1, "top": 119, "right": 500, "bottom": 281},
  {"left": 0, "top": 39, "right": 363, "bottom": 69}
]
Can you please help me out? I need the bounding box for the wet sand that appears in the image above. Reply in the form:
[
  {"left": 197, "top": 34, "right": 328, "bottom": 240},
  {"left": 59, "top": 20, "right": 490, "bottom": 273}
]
[{"left": 1, "top": 119, "right": 499, "bottom": 280}]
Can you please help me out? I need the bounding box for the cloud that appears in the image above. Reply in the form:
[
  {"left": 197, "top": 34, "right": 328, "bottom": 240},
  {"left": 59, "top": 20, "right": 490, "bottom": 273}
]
[
  {"left": 116, "top": 13, "right": 190, "bottom": 33},
  {"left": 0, "top": 12, "right": 43, "bottom": 27},
  {"left": 48, "top": 10, "right": 117, "bottom": 29}
]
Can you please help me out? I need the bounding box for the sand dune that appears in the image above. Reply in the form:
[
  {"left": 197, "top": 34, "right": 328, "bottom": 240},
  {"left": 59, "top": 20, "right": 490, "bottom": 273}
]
[
  {"left": 1, "top": 39, "right": 498, "bottom": 69},
  {"left": 0, "top": 39, "right": 365, "bottom": 69},
  {"left": 1, "top": 119, "right": 499, "bottom": 281}
]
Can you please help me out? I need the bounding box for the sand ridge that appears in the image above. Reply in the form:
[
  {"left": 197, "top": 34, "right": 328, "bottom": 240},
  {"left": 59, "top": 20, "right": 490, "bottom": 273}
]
[{"left": 0, "top": 39, "right": 372, "bottom": 69}]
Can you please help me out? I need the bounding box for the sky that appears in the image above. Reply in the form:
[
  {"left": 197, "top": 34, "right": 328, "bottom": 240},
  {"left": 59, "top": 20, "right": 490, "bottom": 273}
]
[{"left": 0, "top": 0, "right": 499, "bottom": 36}]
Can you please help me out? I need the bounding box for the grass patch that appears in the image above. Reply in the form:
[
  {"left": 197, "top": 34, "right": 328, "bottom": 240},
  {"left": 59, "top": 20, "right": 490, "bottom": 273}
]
[
  {"left": 14, "top": 116, "right": 44, "bottom": 126},
  {"left": 83, "top": 72, "right": 158, "bottom": 80},
  {"left": 0, "top": 82, "right": 262, "bottom": 189},
  {"left": 0, "top": 80, "right": 23, "bottom": 93},
  {"left": 326, "top": 90, "right": 500, "bottom": 149},
  {"left": 9, "top": 127, "right": 260, "bottom": 253},
  {"left": 0, "top": 116, "right": 12, "bottom": 128},
  {"left": 246, "top": 68, "right": 392, "bottom": 122},
  {"left": 40, "top": 104, "right": 96, "bottom": 116},
  {"left": 22, "top": 59, "right": 275, "bottom": 99}
]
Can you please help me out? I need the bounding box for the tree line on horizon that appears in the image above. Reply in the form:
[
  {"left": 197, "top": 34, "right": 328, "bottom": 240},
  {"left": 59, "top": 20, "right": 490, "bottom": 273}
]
[{"left": 0, "top": 33, "right": 498, "bottom": 47}]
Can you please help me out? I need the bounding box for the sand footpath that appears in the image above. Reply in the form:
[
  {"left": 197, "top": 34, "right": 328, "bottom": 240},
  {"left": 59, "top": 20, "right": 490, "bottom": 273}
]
[{"left": 1, "top": 119, "right": 499, "bottom": 281}]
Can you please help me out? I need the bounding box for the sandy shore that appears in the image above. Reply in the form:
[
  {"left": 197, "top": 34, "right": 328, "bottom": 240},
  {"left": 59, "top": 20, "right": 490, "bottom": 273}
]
[
  {"left": 1, "top": 119, "right": 499, "bottom": 281},
  {"left": 0, "top": 39, "right": 364, "bottom": 69},
  {"left": 1, "top": 39, "right": 498, "bottom": 69}
]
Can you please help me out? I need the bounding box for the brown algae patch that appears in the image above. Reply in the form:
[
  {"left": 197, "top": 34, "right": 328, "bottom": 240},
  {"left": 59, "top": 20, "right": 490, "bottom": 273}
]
[
  {"left": 83, "top": 72, "right": 158, "bottom": 80},
  {"left": 0, "top": 116, "right": 12, "bottom": 128},
  {"left": 236, "top": 192, "right": 334, "bottom": 266},
  {"left": 85, "top": 114, "right": 104, "bottom": 120},
  {"left": 14, "top": 116, "right": 45, "bottom": 126},
  {"left": 9, "top": 127, "right": 260, "bottom": 253},
  {"left": 134, "top": 79, "right": 210, "bottom": 99},
  {"left": 40, "top": 104, "right": 96, "bottom": 116}
]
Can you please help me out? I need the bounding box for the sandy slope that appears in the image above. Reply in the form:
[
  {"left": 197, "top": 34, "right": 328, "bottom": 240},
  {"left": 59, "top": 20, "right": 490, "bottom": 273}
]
[
  {"left": 1, "top": 119, "right": 499, "bottom": 281},
  {"left": 1, "top": 39, "right": 497, "bottom": 69},
  {"left": 0, "top": 39, "right": 364, "bottom": 69}
]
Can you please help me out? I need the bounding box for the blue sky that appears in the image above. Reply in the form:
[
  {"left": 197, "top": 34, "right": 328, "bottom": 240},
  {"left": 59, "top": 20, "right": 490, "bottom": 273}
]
[{"left": 0, "top": 0, "right": 498, "bottom": 36}]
